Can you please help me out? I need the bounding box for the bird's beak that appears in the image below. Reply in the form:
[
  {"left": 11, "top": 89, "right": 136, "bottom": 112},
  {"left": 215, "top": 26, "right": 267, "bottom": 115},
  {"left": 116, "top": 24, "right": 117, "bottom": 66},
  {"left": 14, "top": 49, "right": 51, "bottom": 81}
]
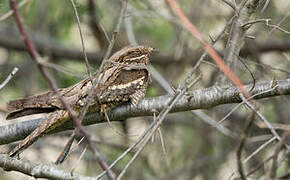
[{"left": 150, "top": 47, "right": 159, "bottom": 55}]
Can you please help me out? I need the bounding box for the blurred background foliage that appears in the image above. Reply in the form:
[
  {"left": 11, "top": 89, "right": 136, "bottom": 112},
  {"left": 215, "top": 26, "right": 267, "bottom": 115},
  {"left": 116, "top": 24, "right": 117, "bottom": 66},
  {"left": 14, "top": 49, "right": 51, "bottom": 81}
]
[{"left": 0, "top": 0, "right": 290, "bottom": 179}]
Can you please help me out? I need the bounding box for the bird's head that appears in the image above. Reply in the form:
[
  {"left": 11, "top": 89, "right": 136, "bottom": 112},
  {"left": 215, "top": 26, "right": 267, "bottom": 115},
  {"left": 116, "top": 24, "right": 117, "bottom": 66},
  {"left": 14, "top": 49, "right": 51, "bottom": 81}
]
[{"left": 109, "top": 45, "right": 156, "bottom": 65}]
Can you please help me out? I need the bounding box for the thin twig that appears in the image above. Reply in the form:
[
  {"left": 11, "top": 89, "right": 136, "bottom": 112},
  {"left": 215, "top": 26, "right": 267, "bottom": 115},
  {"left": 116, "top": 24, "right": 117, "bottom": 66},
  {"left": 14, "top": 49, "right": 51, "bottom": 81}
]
[
  {"left": 117, "top": 75, "right": 202, "bottom": 179},
  {"left": 240, "top": 93, "right": 288, "bottom": 147},
  {"left": 218, "top": 85, "right": 278, "bottom": 125},
  {"left": 246, "top": 155, "right": 273, "bottom": 177},
  {"left": 243, "top": 19, "right": 290, "bottom": 35},
  {"left": 97, "top": 7, "right": 241, "bottom": 178},
  {"left": 128, "top": 3, "right": 237, "bottom": 140},
  {"left": 0, "top": 67, "right": 19, "bottom": 90},
  {"left": 243, "top": 136, "right": 276, "bottom": 164},
  {"left": 87, "top": 0, "right": 108, "bottom": 47},
  {"left": 269, "top": 132, "right": 290, "bottom": 179},
  {"left": 103, "top": 0, "right": 127, "bottom": 61},
  {"left": 267, "top": 13, "right": 290, "bottom": 38},
  {"left": 245, "top": 57, "right": 290, "bottom": 74},
  {"left": 55, "top": 132, "right": 75, "bottom": 164},
  {"left": 236, "top": 112, "right": 256, "bottom": 180},
  {"left": 56, "top": 0, "right": 128, "bottom": 176},
  {"left": 9, "top": 1, "right": 115, "bottom": 179},
  {"left": 40, "top": 60, "right": 85, "bottom": 78},
  {"left": 76, "top": 0, "right": 128, "bottom": 135},
  {"left": 217, "top": 0, "right": 251, "bottom": 86},
  {"left": 124, "top": 4, "right": 170, "bottom": 155},
  {"left": 261, "top": 0, "right": 270, "bottom": 14},
  {"left": 56, "top": 0, "right": 95, "bottom": 165},
  {"left": 96, "top": 115, "right": 159, "bottom": 179},
  {"left": 125, "top": 5, "right": 175, "bottom": 94},
  {"left": 266, "top": 19, "right": 290, "bottom": 35},
  {"left": 0, "top": 0, "right": 29, "bottom": 22},
  {"left": 221, "top": 0, "right": 237, "bottom": 10},
  {"left": 70, "top": 145, "right": 88, "bottom": 173},
  {"left": 97, "top": 73, "right": 202, "bottom": 179},
  {"left": 167, "top": 0, "right": 249, "bottom": 96},
  {"left": 124, "top": 7, "right": 137, "bottom": 46},
  {"left": 193, "top": 110, "right": 235, "bottom": 137},
  {"left": 242, "top": 18, "right": 272, "bottom": 27},
  {"left": 70, "top": 0, "right": 92, "bottom": 78},
  {"left": 190, "top": 15, "right": 236, "bottom": 137}
]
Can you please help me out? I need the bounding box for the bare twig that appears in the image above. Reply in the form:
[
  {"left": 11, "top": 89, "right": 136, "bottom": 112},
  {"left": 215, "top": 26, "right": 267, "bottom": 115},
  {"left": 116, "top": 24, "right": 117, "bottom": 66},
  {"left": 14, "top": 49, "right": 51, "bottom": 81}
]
[
  {"left": 9, "top": 0, "right": 114, "bottom": 179},
  {"left": 56, "top": 0, "right": 128, "bottom": 177},
  {"left": 55, "top": 132, "right": 75, "bottom": 164},
  {"left": 216, "top": 0, "right": 251, "bottom": 86},
  {"left": 0, "top": 154, "right": 95, "bottom": 180},
  {"left": 96, "top": 115, "right": 158, "bottom": 179},
  {"left": 267, "top": 13, "right": 290, "bottom": 38},
  {"left": 124, "top": 7, "right": 138, "bottom": 46},
  {"left": 116, "top": 75, "right": 202, "bottom": 179},
  {"left": 193, "top": 110, "right": 236, "bottom": 137},
  {"left": 55, "top": 0, "right": 95, "bottom": 166},
  {"left": 168, "top": 0, "right": 248, "bottom": 96},
  {"left": 70, "top": 145, "right": 88, "bottom": 173},
  {"left": 0, "top": 67, "right": 19, "bottom": 90},
  {"left": 266, "top": 19, "right": 290, "bottom": 35},
  {"left": 125, "top": 3, "right": 175, "bottom": 94},
  {"left": 236, "top": 112, "right": 256, "bottom": 180},
  {"left": 261, "top": 0, "right": 270, "bottom": 14},
  {"left": 243, "top": 19, "right": 290, "bottom": 35},
  {"left": 221, "top": 0, "right": 237, "bottom": 10},
  {"left": 87, "top": 0, "right": 108, "bottom": 47},
  {"left": 243, "top": 136, "right": 276, "bottom": 164},
  {"left": 56, "top": 0, "right": 128, "bottom": 176},
  {"left": 0, "top": 0, "right": 29, "bottom": 22},
  {"left": 124, "top": 4, "right": 171, "bottom": 154},
  {"left": 245, "top": 58, "right": 290, "bottom": 74},
  {"left": 269, "top": 132, "right": 290, "bottom": 179},
  {"left": 103, "top": 0, "right": 127, "bottom": 61},
  {"left": 40, "top": 60, "right": 85, "bottom": 78},
  {"left": 240, "top": 94, "right": 288, "bottom": 147},
  {"left": 246, "top": 155, "right": 273, "bottom": 177},
  {"left": 242, "top": 18, "right": 272, "bottom": 27},
  {"left": 70, "top": 0, "right": 92, "bottom": 78},
  {"left": 218, "top": 84, "right": 278, "bottom": 125}
]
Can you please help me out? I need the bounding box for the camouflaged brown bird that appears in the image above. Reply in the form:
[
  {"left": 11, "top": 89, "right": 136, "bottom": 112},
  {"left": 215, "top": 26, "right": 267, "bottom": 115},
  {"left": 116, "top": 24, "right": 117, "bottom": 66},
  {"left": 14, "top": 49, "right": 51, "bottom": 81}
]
[{"left": 7, "top": 45, "right": 155, "bottom": 157}]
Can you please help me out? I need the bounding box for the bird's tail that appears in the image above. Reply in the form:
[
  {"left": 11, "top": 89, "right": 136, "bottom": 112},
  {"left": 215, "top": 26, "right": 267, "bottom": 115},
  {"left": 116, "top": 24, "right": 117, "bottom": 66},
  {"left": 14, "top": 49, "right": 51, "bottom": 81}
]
[{"left": 9, "top": 110, "right": 69, "bottom": 157}]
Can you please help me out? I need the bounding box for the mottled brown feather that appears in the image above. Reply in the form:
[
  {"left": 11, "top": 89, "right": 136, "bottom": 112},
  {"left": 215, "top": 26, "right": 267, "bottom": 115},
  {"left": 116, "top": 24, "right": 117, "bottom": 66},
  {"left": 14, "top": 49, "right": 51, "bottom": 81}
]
[{"left": 7, "top": 45, "right": 154, "bottom": 157}]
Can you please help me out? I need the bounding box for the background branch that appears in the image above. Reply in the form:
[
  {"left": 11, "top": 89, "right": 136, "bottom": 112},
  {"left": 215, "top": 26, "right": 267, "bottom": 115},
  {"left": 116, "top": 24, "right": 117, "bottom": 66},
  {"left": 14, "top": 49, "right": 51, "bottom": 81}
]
[{"left": 0, "top": 25, "right": 289, "bottom": 66}]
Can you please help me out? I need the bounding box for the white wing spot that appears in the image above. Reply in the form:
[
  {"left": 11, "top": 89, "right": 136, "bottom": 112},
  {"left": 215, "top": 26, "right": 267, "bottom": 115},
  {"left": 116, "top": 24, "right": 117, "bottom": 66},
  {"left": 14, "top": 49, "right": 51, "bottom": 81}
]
[
  {"left": 129, "top": 55, "right": 146, "bottom": 61},
  {"left": 108, "top": 76, "right": 145, "bottom": 90}
]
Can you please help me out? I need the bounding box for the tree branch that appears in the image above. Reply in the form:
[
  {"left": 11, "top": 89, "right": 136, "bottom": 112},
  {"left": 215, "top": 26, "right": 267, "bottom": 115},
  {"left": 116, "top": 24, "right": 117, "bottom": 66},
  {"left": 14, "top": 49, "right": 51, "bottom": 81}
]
[
  {"left": 1, "top": 79, "right": 289, "bottom": 145},
  {"left": 216, "top": 0, "right": 253, "bottom": 85},
  {"left": 9, "top": 0, "right": 115, "bottom": 178},
  {"left": 0, "top": 154, "right": 95, "bottom": 180},
  {"left": 0, "top": 25, "right": 289, "bottom": 66}
]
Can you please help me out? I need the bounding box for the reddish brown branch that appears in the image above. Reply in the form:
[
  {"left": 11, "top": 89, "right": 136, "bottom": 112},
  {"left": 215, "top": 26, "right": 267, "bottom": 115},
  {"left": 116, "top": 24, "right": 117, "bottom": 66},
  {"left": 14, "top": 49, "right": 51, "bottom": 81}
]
[{"left": 9, "top": 0, "right": 115, "bottom": 179}]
